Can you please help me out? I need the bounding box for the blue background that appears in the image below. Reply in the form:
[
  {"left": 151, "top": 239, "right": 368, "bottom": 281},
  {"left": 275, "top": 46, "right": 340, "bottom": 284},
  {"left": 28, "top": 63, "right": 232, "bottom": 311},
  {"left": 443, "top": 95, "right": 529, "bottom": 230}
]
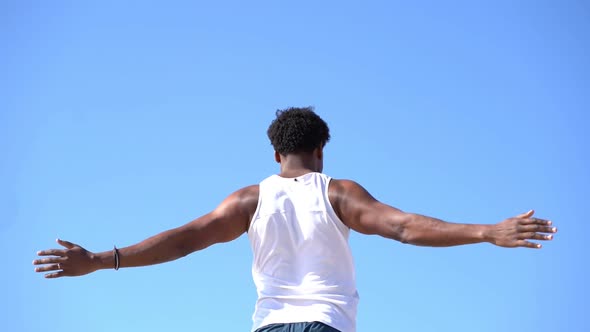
[{"left": 2, "top": 1, "right": 588, "bottom": 331}]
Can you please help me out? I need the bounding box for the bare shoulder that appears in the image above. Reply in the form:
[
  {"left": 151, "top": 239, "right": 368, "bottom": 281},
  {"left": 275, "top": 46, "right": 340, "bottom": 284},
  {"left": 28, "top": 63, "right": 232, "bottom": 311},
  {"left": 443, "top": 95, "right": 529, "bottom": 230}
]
[
  {"left": 328, "top": 178, "right": 375, "bottom": 203},
  {"left": 205, "top": 185, "right": 259, "bottom": 238},
  {"left": 232, "top": 184, "right": 259, "bottom": 218},
  {"left": 328, "top": 179, "right": 377, "bottom": 227},
  {"left": 327, "top": 179, "right": 349, "bottom": 223},
  {"left": 235, "top": 184, "right": 259, "bottom": 198}
]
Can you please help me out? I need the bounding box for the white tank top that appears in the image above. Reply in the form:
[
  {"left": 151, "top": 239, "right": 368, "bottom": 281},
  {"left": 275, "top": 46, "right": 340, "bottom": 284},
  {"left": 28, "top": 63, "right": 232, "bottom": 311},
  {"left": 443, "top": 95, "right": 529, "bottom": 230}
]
[{"left": 248, "top": 172, "right": 359, "bottom": 332}]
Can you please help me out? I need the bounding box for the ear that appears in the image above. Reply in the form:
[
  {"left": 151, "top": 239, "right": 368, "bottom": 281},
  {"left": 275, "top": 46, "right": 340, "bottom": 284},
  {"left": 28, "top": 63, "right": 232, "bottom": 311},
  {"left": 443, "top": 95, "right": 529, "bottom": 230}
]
[
  {"left": 274, "top": 151, "right": 281, "bottom": 163},
  {"left": 315, "top": 146, "right": 323, "bottom": 160}
]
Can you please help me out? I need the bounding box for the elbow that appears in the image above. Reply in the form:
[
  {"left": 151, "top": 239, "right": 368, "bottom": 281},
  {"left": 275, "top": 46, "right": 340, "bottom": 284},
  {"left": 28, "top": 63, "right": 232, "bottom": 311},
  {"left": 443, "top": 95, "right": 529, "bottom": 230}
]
[
  {"left": 391, "top": 213, "right": 415, "bottom": 244},
  {"left": 384, "top": 213, "right": 417, "bottom": 244},
  {"left": 398, "top": 228, "right": 412, "bottom": 244},
  {"left": 172, "top": 228, "right": 205, "bottom": 259},
  {"left": 398, "top": 232, "right": 410, "bottom": 244},
  {"left": 175, "top": 243, "right": 194, "bottom": 259}
]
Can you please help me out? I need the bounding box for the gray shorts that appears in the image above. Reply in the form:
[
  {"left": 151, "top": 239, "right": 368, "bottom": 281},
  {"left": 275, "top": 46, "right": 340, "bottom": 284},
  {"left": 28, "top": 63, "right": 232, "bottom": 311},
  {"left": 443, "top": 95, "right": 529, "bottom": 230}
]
[{"left": 254, "top": 321, "right": 341, "bottom": 332}]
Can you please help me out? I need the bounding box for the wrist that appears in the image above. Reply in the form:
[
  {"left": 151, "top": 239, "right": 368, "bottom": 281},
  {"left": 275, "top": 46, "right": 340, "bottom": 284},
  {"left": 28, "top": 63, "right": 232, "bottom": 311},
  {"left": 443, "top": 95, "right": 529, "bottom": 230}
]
[
  {"left": 92, "top": 251, "right": 115, "bottom": 270},
  {"left": 480, "top": 224, "right": 496, "bottom": 244}
]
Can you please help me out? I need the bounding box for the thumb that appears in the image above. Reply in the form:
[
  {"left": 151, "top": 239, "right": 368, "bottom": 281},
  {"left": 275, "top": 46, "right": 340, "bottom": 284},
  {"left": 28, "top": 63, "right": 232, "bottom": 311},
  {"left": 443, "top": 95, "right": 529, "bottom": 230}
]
[
  {"left": 56, "top": 238, "right": 77, "bottom": 249},
  {"left": 516, "top": 209, "right": 534, "bottom": 218}
]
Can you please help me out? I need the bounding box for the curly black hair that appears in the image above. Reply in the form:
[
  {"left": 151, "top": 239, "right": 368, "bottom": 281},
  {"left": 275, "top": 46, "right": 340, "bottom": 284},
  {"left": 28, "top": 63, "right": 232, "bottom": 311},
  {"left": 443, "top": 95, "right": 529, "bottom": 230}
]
[{"left": 267, "top": 107, "right": 331, "bottom": 155}]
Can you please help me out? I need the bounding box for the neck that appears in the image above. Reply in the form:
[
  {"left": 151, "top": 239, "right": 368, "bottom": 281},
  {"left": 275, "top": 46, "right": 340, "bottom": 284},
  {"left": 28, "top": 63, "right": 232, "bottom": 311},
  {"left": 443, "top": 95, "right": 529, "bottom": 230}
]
[{"left": 279, "top": 154, "right": 321, "bottom": 178}]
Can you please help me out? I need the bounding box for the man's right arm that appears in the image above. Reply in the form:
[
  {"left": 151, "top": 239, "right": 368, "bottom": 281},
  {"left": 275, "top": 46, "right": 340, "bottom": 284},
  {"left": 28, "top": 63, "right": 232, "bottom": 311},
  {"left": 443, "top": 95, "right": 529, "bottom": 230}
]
[
  {"left": 328, "top": 179, "right": 556, "bottom": 248},
  {"left": 33, "top": 185, "right": 259, "bottom": 278}
]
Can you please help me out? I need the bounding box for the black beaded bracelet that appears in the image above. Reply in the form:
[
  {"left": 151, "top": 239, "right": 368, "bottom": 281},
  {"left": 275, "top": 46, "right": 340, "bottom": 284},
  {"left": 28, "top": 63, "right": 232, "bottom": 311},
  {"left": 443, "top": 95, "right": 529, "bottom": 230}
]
[{"left": 113, "top": 246, "right": 120, "bottom": 271}]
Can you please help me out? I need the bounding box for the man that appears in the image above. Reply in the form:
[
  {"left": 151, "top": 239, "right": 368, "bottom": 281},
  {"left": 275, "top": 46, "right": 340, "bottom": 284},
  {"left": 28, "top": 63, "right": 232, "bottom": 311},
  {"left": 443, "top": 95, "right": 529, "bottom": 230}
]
[{"left": 33, "top": 107, "right": 557, "bottom": 332}]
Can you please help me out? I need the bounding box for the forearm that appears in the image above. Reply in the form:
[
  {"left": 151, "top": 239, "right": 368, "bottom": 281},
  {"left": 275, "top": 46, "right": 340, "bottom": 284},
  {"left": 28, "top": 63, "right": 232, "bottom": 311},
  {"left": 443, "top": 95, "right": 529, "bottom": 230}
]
[
  {"left": 93, "top": 227, "right": 197, "bottom": 270},
  {"left": 399, "top": 213, "right": 493, "bottom": 247},
  {"left": 90, "top": 208, "right": 245, "bottom": 271}
]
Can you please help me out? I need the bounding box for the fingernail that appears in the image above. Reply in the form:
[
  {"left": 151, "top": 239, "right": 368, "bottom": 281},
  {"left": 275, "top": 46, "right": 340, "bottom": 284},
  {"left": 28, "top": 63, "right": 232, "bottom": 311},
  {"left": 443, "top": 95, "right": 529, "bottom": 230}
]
[
  {"left": 537, "top": 244, "right": 542, "bottom": 248},
  {"left": 547, "top": 235, "right": 552, "bottom": 239},
  {"left": 552, "top": 227, "right": 557, "bottom": 232}
]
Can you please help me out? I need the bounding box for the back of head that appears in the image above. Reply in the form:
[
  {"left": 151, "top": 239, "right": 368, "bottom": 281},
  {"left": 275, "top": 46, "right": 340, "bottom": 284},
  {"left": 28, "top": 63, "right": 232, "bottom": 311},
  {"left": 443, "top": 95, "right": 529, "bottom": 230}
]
[{"left": 267, "top": 107, "right": 331, "bottom": 155}]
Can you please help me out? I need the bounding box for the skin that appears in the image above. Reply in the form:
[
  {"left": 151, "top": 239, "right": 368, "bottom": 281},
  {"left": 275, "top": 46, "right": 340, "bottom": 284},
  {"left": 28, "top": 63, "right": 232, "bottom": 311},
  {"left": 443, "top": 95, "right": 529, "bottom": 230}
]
[{"left": 33, "top": 146, "right": 557, "bottom": 278}]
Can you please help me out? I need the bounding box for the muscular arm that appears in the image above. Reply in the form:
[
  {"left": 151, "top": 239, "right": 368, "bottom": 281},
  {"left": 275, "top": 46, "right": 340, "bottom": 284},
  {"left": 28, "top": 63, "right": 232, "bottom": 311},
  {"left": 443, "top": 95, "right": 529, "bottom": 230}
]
[
  {"left": 34, "top": 185, "right": 259, "bottom": 278},
  {"left": 329, "top": 179, "right": 556, "bottom": 248}
]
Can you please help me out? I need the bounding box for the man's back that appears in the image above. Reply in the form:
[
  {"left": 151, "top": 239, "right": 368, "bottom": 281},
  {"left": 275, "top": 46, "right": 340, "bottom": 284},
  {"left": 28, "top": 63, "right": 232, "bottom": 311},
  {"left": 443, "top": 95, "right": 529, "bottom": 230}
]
[{"left": 249, "top": 172, "right": 358, "bottom": 332}]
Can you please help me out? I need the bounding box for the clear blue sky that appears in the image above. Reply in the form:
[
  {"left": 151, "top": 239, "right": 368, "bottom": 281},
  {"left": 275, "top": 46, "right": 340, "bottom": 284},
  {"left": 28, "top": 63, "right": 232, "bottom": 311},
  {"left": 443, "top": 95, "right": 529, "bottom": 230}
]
[{"left": 2, "top": 1, "right": 588, "bottom": 331}]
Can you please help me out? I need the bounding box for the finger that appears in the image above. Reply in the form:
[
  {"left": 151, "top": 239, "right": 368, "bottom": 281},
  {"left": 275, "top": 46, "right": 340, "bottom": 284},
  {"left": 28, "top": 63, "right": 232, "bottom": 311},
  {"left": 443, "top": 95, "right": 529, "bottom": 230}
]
[
  {"left": 519, "top": 217, "right": 552, "bottom": 225},
  {"left": 518, "top": 224, "right": 557, "bottom": 233},
  {"left": 516, "top": 210, "right": 534, "bottom": 219},
  {"left": 517, "top": 240, "right": 542, "bottom": 249},
  {"left": 36, "top": 249, "right": 66, "bottom": 257},
  {"left": 45, "top": 271, "right": 66, "bottom": 279},
  {"left": 57, "top": 238, "right": 76, "bottom": 249},
  {"left": 517, "top": 232, "right": 554, "bottom": 241},
  {"left": 532, "top": 217, "right": 553, "bottom": 226},
  {"left": 32, "top": 257, "right": 64, "bottom": 265},
  {"left": 35, "top": 264, "right": 61, "bottom": 273}
]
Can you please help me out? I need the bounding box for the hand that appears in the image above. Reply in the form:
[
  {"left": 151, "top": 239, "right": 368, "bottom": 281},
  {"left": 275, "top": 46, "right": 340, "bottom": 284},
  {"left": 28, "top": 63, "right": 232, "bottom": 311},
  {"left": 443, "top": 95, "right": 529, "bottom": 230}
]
[
  {"left": 490, "top": 210, "right": 557, "bottom": 249},
  {"left": 33, "top": 239, "right": 99, "bottom": 278}
]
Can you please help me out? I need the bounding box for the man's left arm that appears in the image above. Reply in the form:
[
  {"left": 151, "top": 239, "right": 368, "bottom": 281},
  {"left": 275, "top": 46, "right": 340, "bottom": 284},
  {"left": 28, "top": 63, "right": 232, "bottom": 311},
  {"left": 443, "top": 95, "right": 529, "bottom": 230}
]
[{"left": 329, "top": 179, "right": 557, "bottom": 249}]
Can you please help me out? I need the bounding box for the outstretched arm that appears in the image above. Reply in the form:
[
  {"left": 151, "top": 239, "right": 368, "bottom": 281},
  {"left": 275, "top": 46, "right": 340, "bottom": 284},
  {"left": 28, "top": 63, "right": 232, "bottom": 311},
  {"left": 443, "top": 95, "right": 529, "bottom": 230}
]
[
  {"left": 33, "top": 185, "right": 259, "bottom": 278},
  {"left": 329, "top": 180, "right": 557, "bottom": 248}
]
